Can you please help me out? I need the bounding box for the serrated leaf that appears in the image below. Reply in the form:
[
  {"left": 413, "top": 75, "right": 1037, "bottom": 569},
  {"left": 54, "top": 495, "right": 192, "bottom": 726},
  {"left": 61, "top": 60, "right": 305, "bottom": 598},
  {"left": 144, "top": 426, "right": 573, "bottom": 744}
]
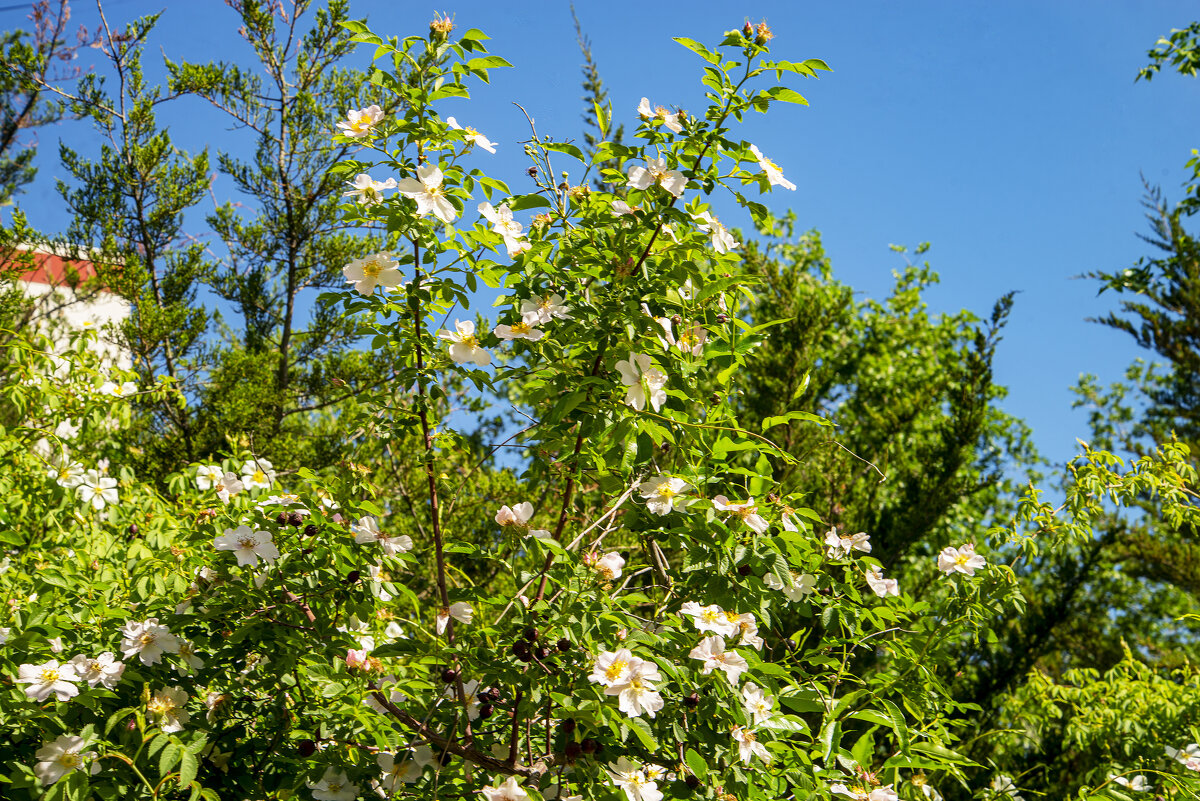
[
  {"left": 159, "top": 741, "right": 180, "bottom": 780},
  {"left": 178, "top": 748, "right": 199, "bottom": 788}
]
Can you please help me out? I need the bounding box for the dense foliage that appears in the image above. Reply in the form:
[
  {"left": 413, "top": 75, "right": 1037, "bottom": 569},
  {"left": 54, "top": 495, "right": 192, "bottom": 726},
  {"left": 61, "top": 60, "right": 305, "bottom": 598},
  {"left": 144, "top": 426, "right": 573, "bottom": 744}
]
[{"left": 1, "top": 4, "right": 1199, "bottom": 801}]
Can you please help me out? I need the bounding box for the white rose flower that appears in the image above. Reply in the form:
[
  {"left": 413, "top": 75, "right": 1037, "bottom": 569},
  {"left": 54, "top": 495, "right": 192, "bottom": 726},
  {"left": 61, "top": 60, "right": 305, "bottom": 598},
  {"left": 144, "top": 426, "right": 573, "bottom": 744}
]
[
  {"left": 337, "top": 104, "right": 384, "bottom": 138},
  {"left": 214, "top": 525, "right": 280, "bottom": 567},
  {"left": 34, "top": 735, "right": 97, "bottom": 785},
  {"left": 397, "top": 163, "right": 458, "bottom": 224},
  {"left": 439, "top": 319, "right": 491, "bottom": 366}
]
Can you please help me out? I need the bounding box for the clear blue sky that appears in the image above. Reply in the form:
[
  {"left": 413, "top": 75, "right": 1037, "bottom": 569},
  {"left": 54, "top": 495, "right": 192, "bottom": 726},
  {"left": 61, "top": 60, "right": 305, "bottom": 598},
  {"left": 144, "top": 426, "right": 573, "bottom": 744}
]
[{"left": 9, "top": 0, "right": 1200, "bottom": 469}]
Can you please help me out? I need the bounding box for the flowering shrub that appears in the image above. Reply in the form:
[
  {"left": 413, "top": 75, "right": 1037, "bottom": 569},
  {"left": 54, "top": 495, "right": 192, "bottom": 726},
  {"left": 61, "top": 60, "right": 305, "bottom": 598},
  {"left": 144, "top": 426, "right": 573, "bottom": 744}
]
[{"left": 2, "top": 15, "right": 1200, "bottom": 801}]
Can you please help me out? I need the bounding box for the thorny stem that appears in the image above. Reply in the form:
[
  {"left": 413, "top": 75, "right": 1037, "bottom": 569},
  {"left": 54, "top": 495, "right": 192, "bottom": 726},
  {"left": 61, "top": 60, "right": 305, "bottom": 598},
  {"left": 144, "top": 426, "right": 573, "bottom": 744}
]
[
  {"left": 533, "top": 342, "right": 608, "bottom": 603},
  {"left": 408, "top": 235, "right": 475, "bottom": 745}
]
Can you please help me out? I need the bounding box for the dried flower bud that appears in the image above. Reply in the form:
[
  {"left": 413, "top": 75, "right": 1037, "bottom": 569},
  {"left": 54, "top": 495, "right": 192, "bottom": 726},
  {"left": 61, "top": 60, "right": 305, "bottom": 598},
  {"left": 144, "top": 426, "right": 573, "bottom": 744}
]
[
  {"left": 430, "top": 13, "right": 454, "bottom": 39},
  {"left": 755, "top": 21, "right": 773, "bottom": 45}
]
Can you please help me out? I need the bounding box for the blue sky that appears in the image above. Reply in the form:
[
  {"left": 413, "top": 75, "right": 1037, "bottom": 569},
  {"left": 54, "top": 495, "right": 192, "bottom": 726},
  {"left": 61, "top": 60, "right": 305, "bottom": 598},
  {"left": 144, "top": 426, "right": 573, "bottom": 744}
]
[{"left": 8, "top": 0, "right": 1200, "bottom": 469}]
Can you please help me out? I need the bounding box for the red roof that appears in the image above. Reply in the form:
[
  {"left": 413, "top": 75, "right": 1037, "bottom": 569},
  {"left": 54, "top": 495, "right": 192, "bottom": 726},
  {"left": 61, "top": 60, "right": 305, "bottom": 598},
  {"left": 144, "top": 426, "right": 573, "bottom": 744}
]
[{"left": 8, "top": 249, "right": 103, "bottom": 289}]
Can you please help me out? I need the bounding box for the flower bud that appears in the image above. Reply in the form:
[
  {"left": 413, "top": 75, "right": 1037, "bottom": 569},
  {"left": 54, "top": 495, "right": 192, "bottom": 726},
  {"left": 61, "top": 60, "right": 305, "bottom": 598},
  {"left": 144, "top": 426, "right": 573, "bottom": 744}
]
[
  {"left": 429, "top": 13, "right": 453, "bottom": 40},
  {"left": 275, "top": 512, "right": 288, "bottom": 526},
  {"left": 755, "top": 21, "right": 773, "bottom": 45},
  {"left": 742, "top": 21, "right": 754, "bottom": 38}
]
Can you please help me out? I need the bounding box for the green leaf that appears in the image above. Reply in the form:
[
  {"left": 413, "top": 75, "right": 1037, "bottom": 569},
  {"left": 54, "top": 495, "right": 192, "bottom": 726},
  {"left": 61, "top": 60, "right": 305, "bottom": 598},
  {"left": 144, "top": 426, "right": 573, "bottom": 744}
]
[
  {"left": 672, "top": 37, "right": 719, "bottom": 64},
  {"left": 764, "top": 86, "right": 809, "bottom": 105},
  {"left": 627, "top": 716, "right": 658, "bottom": 751},
  {"left": 762, "top": 410, "right": 832, "bottom": 431},
  {"left": 178, "top": 748, "right": 199, "bottom": 788},
  {"left": 820, "top": 718, "right": 840, "bottom": 763},
  {"left": 543, "top": 142, "right": 586, "bottom": 162},
  {"left": 879, "top": 698, "right": 911, "bottom": 756},
  {"left": 466, "top": 56, "right": 513, "bottom": 70},
  {"left": 159, "top": 740, "right": 180, "bottom": 780},
  {"left": 509, "top": 194, "right": 552, "bottom": 211},
  {"left": 684, "top": 748, "right": 708, "bottom": 779}
]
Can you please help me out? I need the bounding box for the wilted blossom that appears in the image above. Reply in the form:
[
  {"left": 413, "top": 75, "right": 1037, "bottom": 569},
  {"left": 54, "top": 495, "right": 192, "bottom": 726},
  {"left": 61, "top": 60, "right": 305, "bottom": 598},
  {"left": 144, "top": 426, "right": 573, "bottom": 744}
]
[
  {"left": 731, "top": 725, "right": 771, "bottom": 764},
  {"left": 865, "top": 566, "right": 900, "bottom": 598},
  {"left": 694, "top": 211, "right": 738, "bottom": 254},
  {"left": 213, "top": 471, "right": 244, "bottom": 503},
  {"left": 637, "top": 97, "right": 683, "bottom": 133},
  {"left": 448, "top": 117, "right": 497, "bottom": 153},
  {"left": 748, "top": 143, "right": 796, "bottom": 190},
  {"left": 120, "top": 618, "right": 181, "bottom": 666},
  {"left": 712, "top": 495, "right": 769, "bottom": 534},
  {"left": 495, "top": 502, "right": 551, "bottom": 538},
  {"left": 352, "top": 516, "right": 414, "bottom": 557},
  {"left": 436, "top": 601, "right": 473, "bottom": 635},
  {"left": 594, "top": 552, "right": 625, "bottom": 580},
  {"left": 520, "top": 293, "right": 571, "bottom": 326},
  {"left": 689, "top": 635, "right": 749, "bottom": 683},
  {"left": 146, "top": 686, "right": 189, "bottom": 733},
  {"left": 68, "top": 652, "right": 124, "bottom": 689},
  {"left": 825, "top": 528, "right": 871, "bottom": 558}
]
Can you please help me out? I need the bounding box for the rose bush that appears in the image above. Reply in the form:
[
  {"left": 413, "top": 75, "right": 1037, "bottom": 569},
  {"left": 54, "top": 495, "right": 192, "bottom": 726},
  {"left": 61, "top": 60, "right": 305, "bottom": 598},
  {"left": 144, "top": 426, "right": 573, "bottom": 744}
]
[{"left": 2, "top": 14, "right": 1199, "bottom": 801}]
